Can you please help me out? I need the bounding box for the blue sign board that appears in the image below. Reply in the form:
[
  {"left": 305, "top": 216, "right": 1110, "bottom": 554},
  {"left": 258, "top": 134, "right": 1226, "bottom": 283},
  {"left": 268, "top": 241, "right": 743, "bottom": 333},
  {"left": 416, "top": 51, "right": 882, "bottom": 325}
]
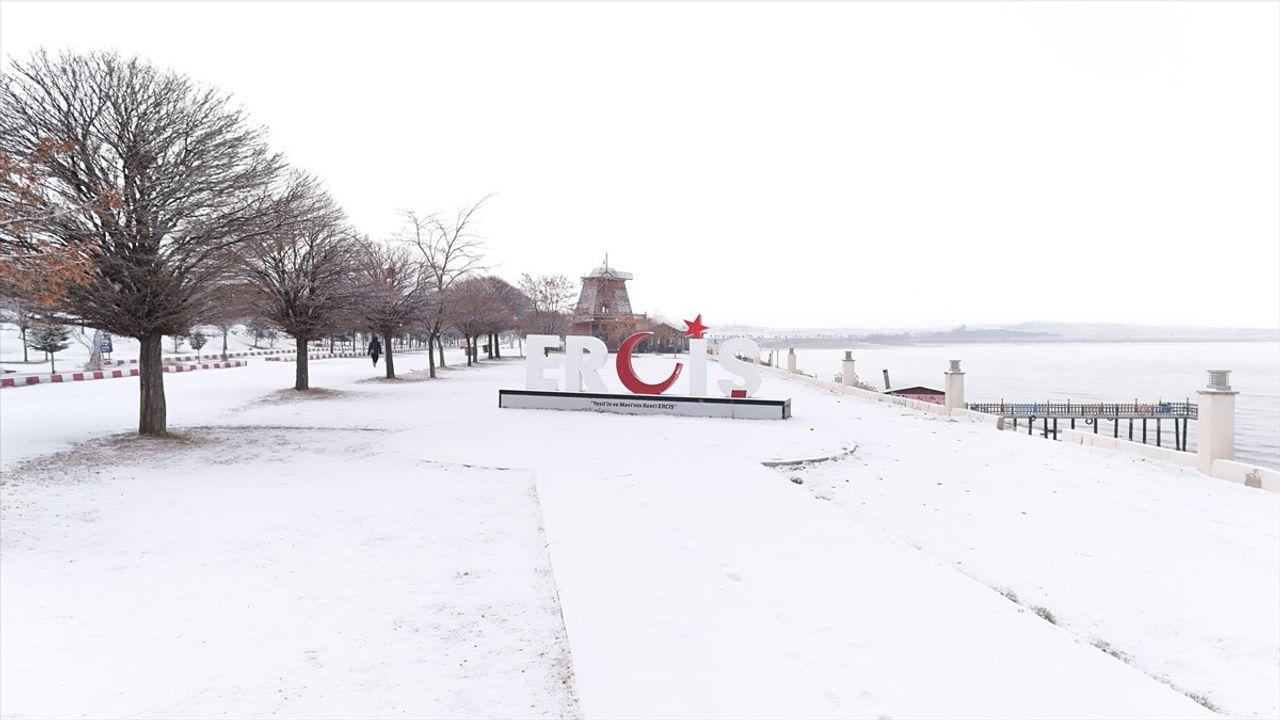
[{"left": 99, "top": 333, "right": 113, "bottom": 354}]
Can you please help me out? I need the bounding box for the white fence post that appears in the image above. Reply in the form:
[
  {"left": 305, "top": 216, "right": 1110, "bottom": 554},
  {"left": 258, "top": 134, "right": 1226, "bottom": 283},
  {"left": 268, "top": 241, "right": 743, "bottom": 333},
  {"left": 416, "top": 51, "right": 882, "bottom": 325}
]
[
  {"left": 1197, "top": 369, "right": 1237, "bottom": 470},
  {"left": 944, "top": 360, "right": 965, "bottom": 410}
]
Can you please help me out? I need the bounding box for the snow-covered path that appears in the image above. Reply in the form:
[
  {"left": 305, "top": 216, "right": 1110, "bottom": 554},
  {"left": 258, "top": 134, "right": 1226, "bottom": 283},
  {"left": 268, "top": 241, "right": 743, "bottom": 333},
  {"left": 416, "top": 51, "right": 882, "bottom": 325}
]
[{"left": 2, "top": 352, "right": 1274, "bottom": 717}]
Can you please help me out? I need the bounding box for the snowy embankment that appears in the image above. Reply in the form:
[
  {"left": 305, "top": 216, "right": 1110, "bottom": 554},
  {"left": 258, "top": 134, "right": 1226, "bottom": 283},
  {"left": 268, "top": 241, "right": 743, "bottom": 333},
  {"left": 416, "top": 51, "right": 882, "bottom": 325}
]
[{"left": 1, "top": 350, "right": 1275, "bottom": 718}]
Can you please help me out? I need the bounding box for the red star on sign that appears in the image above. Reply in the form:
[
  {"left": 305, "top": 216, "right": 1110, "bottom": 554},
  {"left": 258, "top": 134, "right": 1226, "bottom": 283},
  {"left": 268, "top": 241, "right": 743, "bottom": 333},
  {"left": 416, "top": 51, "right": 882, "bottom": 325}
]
[{"left": 683, "top": 314, "right": 709, "bottom": 339}]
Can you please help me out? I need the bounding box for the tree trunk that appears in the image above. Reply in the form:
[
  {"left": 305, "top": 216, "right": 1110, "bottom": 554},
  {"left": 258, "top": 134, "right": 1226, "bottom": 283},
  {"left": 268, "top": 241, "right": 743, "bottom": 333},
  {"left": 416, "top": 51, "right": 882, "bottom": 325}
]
[
  {"left": 427, "top": 332, "right": 438, "bottom": 378},
  {"left": 21, "top": 327, "right": 28, "bottom": 362},
  {"left": 49, "top": 353, "right": 55, "bottom": 373},
  {"left": 494, "top": 333, "right": 501, "bottom": 359},
  {"left": 294, "top": 334, "right": 310, "bottom": 391},
  {"left": 384, "top": 333, "right": 395, "bottom": 379},
  {"left": 139, "top": 333, "right": 167, "bottom": 435},
  {"left": 437, "top": 333, "right": 446, "bottom": 368},
  {"left": 465, "top": 336, "right": 473, "bottom": 366},
  {"left": 221, "top": 328, "right": 229, "bottom": 360}
]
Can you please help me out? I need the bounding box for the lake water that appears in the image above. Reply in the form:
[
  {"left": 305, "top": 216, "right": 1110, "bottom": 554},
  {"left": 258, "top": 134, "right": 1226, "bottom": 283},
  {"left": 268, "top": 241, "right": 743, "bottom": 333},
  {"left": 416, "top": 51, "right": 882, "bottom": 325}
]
[{"left": 768, "top": 342, "right": 1280, "bottom": 470}]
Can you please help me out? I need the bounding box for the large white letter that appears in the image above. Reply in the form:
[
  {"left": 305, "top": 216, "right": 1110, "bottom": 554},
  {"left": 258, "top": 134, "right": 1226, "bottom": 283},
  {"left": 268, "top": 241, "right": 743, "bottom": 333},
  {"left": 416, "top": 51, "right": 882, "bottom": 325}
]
[
  {"left": 717, "top": 338, "right": 762, "bottom": 397},
  {"left": 525, "top": 335, "right": 562, "bottom": 391},
  {"left": 564, "top": 335, "right": 609, "bottom": 392},
  {"left": 687, "top": 338, "right": 707, "bottom": 396}
]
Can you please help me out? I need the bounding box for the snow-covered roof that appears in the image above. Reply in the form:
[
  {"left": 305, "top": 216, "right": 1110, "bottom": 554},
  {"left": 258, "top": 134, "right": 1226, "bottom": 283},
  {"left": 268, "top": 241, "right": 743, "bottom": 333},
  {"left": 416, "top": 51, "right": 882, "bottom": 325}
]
[
  {"left": 581, "top": 266, "right": 633, "bottom": 280},
  {"left": 884, "top": 385, "right": 944, "bottom": 395}
]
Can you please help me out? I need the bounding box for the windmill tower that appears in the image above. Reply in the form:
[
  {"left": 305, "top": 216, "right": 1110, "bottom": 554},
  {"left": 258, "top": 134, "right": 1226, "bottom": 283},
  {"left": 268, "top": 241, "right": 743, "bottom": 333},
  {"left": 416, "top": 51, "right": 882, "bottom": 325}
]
[{"left": 570, "top": 255, "right": 642, "bottom": 350}]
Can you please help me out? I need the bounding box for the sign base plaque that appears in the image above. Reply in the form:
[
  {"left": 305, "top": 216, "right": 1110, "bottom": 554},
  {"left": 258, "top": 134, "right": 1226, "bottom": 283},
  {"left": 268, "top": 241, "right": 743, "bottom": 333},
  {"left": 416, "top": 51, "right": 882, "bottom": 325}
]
[{"left": 498, "top": 389, "right": 791, "bottom": 420}]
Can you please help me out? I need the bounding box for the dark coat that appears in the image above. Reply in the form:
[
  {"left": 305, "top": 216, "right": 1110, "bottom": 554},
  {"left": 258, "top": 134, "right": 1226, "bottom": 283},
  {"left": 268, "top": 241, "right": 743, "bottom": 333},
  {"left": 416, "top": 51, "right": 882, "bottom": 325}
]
[{"left": 368, "top": 337, "right": 382, "bottom": 354}]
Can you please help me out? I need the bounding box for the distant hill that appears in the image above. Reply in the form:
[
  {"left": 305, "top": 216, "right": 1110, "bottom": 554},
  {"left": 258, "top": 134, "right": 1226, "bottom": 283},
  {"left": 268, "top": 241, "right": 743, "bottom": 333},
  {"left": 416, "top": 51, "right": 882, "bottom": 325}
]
[{"left": 997, "top": 322, "right": 1279, "bottom": 342}]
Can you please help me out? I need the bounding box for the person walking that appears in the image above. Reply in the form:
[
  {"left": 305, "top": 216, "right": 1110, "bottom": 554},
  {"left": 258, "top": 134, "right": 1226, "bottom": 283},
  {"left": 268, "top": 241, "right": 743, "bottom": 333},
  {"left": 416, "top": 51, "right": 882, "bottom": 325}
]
[{"left": 369, "top": 335, "right": 382, "bottom": 366}]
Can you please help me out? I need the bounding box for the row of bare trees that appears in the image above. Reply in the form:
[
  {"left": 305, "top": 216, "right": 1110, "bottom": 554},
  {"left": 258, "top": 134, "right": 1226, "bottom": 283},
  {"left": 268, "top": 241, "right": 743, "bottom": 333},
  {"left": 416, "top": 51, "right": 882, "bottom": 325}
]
[{"left": 2, "top": 49, "right": 582, "bottom": 436}]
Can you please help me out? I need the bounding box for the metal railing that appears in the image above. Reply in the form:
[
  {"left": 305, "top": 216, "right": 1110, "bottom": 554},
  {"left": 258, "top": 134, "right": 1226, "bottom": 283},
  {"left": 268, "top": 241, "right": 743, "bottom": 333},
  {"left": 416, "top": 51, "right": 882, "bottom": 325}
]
[{"left": 966, "top": 401, "right": 1197, "bottom": 420}]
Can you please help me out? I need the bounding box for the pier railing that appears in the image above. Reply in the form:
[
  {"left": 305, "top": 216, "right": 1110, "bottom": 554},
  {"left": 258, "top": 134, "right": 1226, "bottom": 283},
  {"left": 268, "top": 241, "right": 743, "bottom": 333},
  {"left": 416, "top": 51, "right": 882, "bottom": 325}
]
[
  {"left": 965, "top": 401, "right": 1197, "bottom": 420},
  {"left": 966, "top": 400, "right": 1197, "bottom": 451}
]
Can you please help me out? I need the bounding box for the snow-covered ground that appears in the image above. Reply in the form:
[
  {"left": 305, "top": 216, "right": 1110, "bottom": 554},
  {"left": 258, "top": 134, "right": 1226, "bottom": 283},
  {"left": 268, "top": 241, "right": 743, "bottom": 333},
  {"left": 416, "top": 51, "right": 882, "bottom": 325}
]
[{"left": 2, "top": 348, "right": 1275, "bottom": 718}]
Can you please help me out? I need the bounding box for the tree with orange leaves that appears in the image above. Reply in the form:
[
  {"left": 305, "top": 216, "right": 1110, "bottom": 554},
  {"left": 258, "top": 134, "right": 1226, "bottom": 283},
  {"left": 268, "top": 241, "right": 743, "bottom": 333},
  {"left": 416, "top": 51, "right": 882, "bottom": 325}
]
[
  {"left": 1, "top": 50, "right": 300, "bottom": 435},
  {"left": 0, "top": 141, "right": 117, "bottom": 305}
]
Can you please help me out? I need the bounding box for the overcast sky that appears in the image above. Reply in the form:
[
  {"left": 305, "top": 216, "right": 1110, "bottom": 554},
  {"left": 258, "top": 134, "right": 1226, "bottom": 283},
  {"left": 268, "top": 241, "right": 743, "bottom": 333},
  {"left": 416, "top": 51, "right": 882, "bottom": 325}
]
[{"left": 2, "top": 1, "right": 1277, "bottom": 330}]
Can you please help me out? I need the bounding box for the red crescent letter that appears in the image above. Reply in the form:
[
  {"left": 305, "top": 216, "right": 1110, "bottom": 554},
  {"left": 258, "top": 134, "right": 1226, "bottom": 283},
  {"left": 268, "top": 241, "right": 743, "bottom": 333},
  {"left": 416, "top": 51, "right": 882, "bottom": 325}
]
[{"left": 616, "top": 332, "right": 682, "bottom": 395}]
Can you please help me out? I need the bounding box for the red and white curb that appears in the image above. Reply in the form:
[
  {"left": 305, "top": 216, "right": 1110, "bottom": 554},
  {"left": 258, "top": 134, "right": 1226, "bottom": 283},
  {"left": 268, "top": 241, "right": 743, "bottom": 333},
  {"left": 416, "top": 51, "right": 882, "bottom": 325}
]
[
  {"left": 162, "top": 361, "right": 248, "bottom": 373},
  {"left": 264, "top": 349, "right": 426, "bottom": 362},
  {"left": 265, "top": 352, "right": 368, "bottom": 361},
  {"left": 1, "top": 360, "right": 247, "bottom": 389},
  {"left": 160, "top": 350, "right": 293, "bottom": 362},
  {"left": 100, "top": 349, "right": 299, "bottom": 366}
]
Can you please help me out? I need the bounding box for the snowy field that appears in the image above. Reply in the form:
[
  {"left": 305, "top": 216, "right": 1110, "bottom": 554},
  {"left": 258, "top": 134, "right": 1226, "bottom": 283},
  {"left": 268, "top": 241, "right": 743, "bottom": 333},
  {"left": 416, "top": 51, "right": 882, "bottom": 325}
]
[{"left": 1, "top": 347, "right": 1276, "bottom": 718}]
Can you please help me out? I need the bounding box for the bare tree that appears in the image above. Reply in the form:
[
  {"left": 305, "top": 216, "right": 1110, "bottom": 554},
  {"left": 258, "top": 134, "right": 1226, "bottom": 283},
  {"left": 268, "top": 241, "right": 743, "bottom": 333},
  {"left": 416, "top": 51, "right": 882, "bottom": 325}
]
[
  {"left": 0, "top": 296, "right": 38, "bottom": 362},
  {"left": 399, "top": 197, "right": 488, "bottom": 377},
  {"left": 245, "top": 316, "right": 280, "bottom": 349},
  {"left": 481, "top": 275, "right": 523, "bottom": 359},
  {"left": 0, "top": 50, "right": 300, "bottom": 434},
  {"left": 202, "top": 282, "right": 254, "bottom": 360},
  {"left": 447, "top": 275, "right": 522, "bottom": 366},
  {"left": 360, "top": 241, "right": 428, "bottom": 379},
  {"left": 518, "top": 273, "right": 576, "bottom": 337},
  {"left": 448, "top": 278, "right": 493, "bottom": 367},
  {"left": 236, "top": 177, "right": 363, "bottom": 390}
]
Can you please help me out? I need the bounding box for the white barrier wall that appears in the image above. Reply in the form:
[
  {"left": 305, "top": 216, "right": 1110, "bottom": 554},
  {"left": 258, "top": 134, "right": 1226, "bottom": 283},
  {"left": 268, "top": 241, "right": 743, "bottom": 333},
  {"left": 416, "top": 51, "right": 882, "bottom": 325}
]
[
  {"left": 1210, "top": 459, "right": 1279, "bottom": 492},
  {"left": 748, "top": 357, "right": 1277, "bottom": 494}
]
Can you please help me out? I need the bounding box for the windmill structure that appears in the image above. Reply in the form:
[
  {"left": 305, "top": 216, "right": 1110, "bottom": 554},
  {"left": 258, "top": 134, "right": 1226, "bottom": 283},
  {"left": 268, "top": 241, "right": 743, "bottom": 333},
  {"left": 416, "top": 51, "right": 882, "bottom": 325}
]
[{"left": 569, "top": 255, "right": 645, "bottom": 350}]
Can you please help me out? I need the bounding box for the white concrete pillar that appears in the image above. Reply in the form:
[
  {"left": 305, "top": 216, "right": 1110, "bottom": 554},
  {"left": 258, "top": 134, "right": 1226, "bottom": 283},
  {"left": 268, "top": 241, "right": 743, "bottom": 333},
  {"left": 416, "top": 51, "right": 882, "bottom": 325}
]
[
  {"left": 1197, "top": 369, "right": 1237, "bottom": 470},
  {"left": 944, "top": 359, "right": 965, "bottom": 410},
  {"left": 786, "top": 348, "right": 797, "bottom": 374},
  {"left": 841, "top": 351, "right": 856, "bottom": 388}
]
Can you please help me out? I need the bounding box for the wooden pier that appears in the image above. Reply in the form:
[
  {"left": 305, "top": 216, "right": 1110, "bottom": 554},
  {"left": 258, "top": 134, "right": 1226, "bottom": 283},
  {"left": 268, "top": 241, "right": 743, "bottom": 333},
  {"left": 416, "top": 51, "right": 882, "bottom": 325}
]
[{"left": 965, "top": 400, "right": 1196, "bottom": 451}]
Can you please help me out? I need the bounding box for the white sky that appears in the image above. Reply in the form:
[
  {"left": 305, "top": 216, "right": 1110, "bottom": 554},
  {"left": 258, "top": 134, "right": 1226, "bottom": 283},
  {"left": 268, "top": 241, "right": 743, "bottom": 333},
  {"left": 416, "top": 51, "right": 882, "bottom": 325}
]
[{"left": 2, "top": 1, "right": 1277, "bottom": 330}]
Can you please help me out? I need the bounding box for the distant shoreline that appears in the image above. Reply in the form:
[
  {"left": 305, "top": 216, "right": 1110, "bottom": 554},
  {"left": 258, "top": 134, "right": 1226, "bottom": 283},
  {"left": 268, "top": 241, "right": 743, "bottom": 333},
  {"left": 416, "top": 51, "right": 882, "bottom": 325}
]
[{"left": 747, "top": 337, "right": 1280, "bottom": 349}]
